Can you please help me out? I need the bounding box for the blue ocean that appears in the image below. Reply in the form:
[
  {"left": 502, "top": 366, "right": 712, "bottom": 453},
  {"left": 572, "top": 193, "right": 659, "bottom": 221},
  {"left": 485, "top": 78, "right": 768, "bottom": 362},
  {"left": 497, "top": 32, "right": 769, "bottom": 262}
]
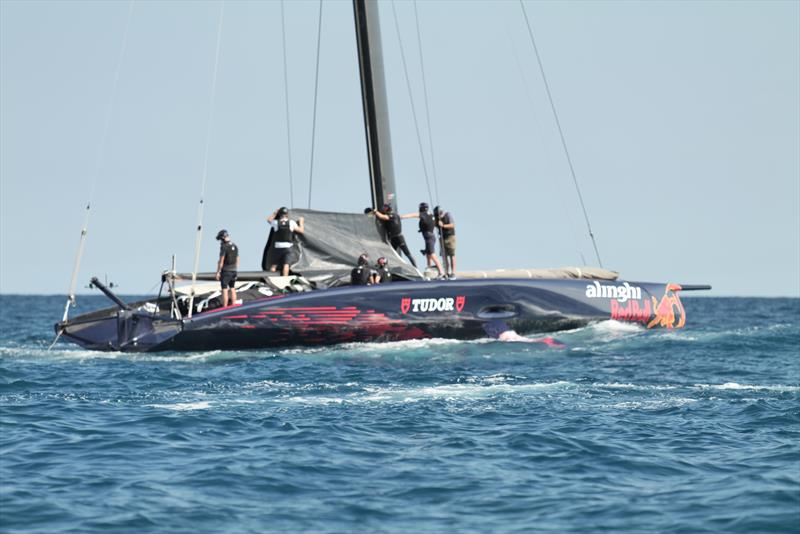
[{"left": 1, "top": 295, "right": 798, "bottom": 533}]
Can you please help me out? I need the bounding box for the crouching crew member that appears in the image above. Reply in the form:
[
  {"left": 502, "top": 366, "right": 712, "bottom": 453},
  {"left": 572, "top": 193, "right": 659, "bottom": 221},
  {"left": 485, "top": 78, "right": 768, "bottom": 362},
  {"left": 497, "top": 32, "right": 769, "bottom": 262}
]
[
  {"left": 372, "top": 204, "right": 417, "bottom": 268},
  {"left": 435, "top": 205, "right": 456, "bottom": 278},
  {"left": 373, "top": 256, "right": 392, "bottom": 284},
  {"left": 401, "top": 202, "right": 444, "bottom": 277},
  {"left": 267, "top": 206, "right": 304, "bottom": 276},
  {"left": 215, "top": 229, "right": 239, "bottom": 307},
  {"left": 351, "top": 253, "right": 372, "bottom": 285}
]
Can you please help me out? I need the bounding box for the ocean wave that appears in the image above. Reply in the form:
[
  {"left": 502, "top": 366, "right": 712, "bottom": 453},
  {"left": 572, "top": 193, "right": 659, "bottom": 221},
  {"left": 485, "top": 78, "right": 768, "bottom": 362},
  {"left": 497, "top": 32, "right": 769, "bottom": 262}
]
[
  {"left": 603, "top": 397, "right": 699, "bottom": 410},
  {"left": 694, "top": 382, "right": 800, "bottom": 393},
  {"left": 147, "top": 401, "right": 214, "bottom": 411},
  {"left": 279, "top": 380, "right": 575, "bottom": 405}
]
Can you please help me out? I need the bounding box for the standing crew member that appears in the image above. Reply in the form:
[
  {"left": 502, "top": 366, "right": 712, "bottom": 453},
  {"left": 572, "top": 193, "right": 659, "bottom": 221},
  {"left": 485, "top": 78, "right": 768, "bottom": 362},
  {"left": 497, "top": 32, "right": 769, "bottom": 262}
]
[
  {"left": 401, "top": 202, "right": 444, "bottom": 277},
  {"left": 372, "top": 204, "right": 417, "bottom": 268},
  {"left": 373, "top": 256, "right": 392, "bottom": 284},
  {"left": 435, "top": 206, "right": 456, "bottom": 278},
  {"left": 267, "top": 207, "right": 304, "bottom": 276},
  {"left": 351, "top": 254, "right": 372, "bottom": 285},
  {"left": 215, "top": 229, "right": 240, "bottom": 307}
]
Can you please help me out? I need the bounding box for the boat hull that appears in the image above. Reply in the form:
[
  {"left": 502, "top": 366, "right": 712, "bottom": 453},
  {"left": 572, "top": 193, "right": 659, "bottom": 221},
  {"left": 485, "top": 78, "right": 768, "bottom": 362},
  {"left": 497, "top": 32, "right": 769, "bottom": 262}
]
[{"left": 57, "top": 278, "right": 690, "bottom": 352}]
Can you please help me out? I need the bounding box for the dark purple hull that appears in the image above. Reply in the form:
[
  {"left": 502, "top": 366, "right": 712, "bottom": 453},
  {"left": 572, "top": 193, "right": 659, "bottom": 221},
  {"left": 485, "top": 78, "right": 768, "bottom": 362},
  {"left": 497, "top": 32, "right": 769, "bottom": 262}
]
[{"left": 56, "top": 278, "right": 696, "bottom": 352}]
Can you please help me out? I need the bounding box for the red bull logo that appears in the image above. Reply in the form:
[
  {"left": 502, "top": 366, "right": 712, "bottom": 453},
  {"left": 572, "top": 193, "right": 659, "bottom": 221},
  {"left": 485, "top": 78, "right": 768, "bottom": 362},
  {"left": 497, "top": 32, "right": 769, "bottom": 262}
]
[
  {"left": 611, "top": 298, "right": 652, "bottom": 324},
  {"left": 647, "top": 284, "right": 685, "bottom": 329},
  {"left": 610, "top": 283, "right": 686, "bottom": 328}
]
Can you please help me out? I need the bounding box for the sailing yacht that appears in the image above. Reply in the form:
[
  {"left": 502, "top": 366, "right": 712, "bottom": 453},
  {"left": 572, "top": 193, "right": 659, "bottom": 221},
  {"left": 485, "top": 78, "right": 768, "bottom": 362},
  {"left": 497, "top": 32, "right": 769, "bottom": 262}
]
[{"left": 55, "top": 0, "right": 709, "bottom": 352}]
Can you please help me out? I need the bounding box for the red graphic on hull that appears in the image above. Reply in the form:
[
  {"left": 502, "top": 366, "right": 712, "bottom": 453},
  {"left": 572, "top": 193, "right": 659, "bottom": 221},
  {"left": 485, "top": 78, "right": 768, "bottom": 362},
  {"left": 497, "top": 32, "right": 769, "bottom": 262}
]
[
  {"left": 401, "top": 298, "right": 411, "bottom": 314},
  {"left": 611, "top": 284, "right": 686, "bottom": 328},
  {"left": 611, "top": 299, "right": 652, "bottom": 325},
  {"left": 609, "top": 284, "right": 686, "bottom": 329},
  {"left": 456, "top": 296, "right": 466, "bottom": 312},
  {"left": 647, "top": 284, "right": 686, "bottom": 329}
]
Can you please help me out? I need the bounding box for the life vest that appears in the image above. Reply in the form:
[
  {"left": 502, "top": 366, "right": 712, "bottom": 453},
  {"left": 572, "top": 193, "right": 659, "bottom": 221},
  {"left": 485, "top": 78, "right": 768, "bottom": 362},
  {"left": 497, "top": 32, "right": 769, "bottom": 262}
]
[
  {"left": 376, "top": 266, "right": 392, "bottom": 283},
  {"left": 418, "top": 213, "right": 435, "bottom": 235},
  {"left": 351, "top": 265, "right": 371, "bottom": 285},
  {"left": 220, "top": 242, "right": 238, "bottom": 269},
  {"left": 275, "top": 218, "right": 293, "bottom": 243},
  {"left": 384, "top": 214, "right": 402, "bottom": 238}
]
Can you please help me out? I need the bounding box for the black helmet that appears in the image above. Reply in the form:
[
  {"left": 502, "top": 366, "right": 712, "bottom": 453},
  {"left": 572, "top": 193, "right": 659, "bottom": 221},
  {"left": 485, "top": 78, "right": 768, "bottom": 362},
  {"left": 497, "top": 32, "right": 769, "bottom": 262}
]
[
  {"left": 419, "top": 202, "right": 429, "bottom": 212},
  {"left": 358, "top": 253, "right": 369, "bottom": 265},
  {"left": 382, "top": 203, "right": 392, "bottom": 213},
  {"left": 377, "top": 256, "right": 387, "bottom": 266},
  {"left": 277, "top": 206, "right": 289, "bottom": 217},
  {"left": 215, "top": 229, "right": 229, "bottom": 241},
  {"left": 433, "top": 205, "right": 442, "bottom": 217}
]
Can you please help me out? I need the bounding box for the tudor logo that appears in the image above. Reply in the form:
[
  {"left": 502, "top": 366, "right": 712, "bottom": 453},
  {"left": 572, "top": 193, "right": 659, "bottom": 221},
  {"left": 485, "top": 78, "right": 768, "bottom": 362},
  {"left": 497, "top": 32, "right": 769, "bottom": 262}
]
[{"left": 400, "top": 296, "right": 466, "bottom": 314}]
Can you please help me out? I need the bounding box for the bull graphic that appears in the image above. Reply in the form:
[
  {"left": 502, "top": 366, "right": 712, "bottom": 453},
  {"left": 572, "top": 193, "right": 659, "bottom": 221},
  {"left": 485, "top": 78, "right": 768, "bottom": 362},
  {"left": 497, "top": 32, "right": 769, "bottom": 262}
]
[
  {"left": 401, "top": 297, "right": 411, "bottom": 314},
  {"left": 456, "top": 296, "right": 466, "bottom": 312},
  {"left": 647, "top": 284, "right": 686, "bottom": 329}
]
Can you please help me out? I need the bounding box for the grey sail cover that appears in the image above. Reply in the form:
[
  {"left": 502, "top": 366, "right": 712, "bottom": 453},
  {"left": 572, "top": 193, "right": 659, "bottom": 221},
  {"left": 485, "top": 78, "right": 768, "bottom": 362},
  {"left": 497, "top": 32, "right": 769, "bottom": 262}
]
[{"left": 263, "top": 209, "right": 422, "bottom": 286}]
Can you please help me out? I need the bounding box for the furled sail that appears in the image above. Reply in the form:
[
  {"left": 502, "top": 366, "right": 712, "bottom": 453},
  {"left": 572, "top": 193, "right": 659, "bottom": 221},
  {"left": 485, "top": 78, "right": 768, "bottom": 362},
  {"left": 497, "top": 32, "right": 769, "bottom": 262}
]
[{"left": 262, "top": 208, "right": 422, "bottom": 287}]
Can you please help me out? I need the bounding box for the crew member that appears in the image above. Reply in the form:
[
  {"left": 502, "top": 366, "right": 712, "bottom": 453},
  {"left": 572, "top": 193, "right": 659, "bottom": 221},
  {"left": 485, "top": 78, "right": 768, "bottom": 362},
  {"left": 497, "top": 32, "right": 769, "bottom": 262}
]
[
  {"left": 434, "top": 205, "right": 456, "bottom": 278},
  {"left": 267, "top": 206, "right": 304, "bottom": 276},
  {"left": 401, "top": 202, "right": 444, "bottom": 277},
  {"left": 215, "top": 229, "right": 240, "bottom": 307},
  {"left": 372, "top": 204, "right": 417, "bottom": 268},
  {"left": 351, "top": 253, "right": 372, "bottom": 286},
  {"left": 373, "top": 256, "right": 392, "bottom": 284}
]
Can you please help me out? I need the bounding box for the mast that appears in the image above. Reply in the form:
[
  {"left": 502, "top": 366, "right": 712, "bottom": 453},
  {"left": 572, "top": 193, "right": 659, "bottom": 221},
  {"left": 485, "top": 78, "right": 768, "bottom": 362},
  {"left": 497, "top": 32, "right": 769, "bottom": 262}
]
[{"left": 353, "top": 0, "right": 398, "bottom": 210}]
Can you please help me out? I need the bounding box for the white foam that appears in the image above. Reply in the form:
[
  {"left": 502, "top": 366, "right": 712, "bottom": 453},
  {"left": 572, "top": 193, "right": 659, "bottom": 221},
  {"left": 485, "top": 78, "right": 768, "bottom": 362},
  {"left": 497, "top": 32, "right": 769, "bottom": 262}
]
[
  {"left": 281, "top": 380, "right": 574, "bottom": 405},
  {"left": 605, "top": 398, "right": 698, "bottom": 410},
  {"left": 694, "top": 382, "right": 800, "bottom": 392},
  {"left": 589, "top": 320, "right": 644, "bottom": 334},
  {"left": 147, "top": 401, "right": 213, "bottom": 411}
]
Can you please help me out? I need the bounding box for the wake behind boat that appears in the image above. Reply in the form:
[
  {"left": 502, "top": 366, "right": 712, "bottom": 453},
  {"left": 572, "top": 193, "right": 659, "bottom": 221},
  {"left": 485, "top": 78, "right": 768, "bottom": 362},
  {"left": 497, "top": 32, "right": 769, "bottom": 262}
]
[{"left": 54, "top": 0, "right": 710, "bottom": 352}]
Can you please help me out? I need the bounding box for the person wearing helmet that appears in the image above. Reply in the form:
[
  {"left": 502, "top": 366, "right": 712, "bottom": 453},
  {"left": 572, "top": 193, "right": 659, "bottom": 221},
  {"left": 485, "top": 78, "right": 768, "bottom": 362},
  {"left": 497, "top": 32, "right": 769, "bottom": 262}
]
[
  {"left": 434, "top": 206, "right": 456, "bottom": 279},
  {"left": 215, "top": 229, "right": 240, "bottom": 307},
  {"left": 400, "top": 202, "right": 444, "bottom": 278},
  {"left": 373, "top": 256, "right": 392, "bottom": 284},
  {"left": 351, "top": 253, "right": 372, "bottom": 286},
  {"left": 371, "top": 203, "right": 417, "bottom": 268},
  {"left": 266, "top": 206, "right": 305, "bottom": 276}
]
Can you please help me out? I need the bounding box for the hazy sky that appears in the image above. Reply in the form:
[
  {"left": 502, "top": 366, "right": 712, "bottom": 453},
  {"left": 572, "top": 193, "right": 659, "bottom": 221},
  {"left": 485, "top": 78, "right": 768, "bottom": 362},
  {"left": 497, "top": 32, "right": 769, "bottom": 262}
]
[{"left": 1, "top": 0, "right": 798, "bottom": 296}]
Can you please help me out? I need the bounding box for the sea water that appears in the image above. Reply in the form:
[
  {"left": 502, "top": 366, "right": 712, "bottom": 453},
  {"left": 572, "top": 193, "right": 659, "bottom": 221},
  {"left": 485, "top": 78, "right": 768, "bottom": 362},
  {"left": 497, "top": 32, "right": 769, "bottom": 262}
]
[{"left": 1, "top": 295, "right": 798, "bottom": 533}]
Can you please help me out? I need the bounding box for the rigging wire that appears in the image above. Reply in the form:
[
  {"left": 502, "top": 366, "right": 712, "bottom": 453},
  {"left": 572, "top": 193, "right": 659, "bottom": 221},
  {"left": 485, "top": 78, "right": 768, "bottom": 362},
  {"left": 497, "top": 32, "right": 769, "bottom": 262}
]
[
  {"left": 412, "top": 0, "right": 439, "bottom": 207},
  {"left": 280, "top": 0, "right": 295, "bottom": 208},
  {"left": 518, "top": 0, "right": 603, "bottom": 267},
  {"left": 390, "top": 0, "right": 434, "bottom": 207},
  {"left": 188, "top": 0, "right": 226, "bottom": 318},
  {"left": 60, "top": 0, "right": 135, "bottom": 324},
  {"left": 508, "top": 31, "right": 586, "bottom": 266},
  {"left": 307, "top": 0, "right": 323, "bottom": 209}
]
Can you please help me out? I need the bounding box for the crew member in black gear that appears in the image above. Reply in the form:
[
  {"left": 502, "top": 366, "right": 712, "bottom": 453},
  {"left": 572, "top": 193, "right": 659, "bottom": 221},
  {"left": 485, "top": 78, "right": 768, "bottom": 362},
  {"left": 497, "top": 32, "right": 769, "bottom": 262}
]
[
  {"left": 373, "top": 256, "right": 392, "bottom": 284},
  {"left": 400, "top": 202, "right": 444, "bottom": 277},
  {"left": 266, "top": 206, "right": 305, "bottom": 276},
  {"left": 215, "top": 229, "right": 240, "bottom": 307},
  {"left": 351, "top": 253, "right": 372, "bottom": 286},
  {"left": 372, "top": 203, "right": 417, "bottom": 268}
]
